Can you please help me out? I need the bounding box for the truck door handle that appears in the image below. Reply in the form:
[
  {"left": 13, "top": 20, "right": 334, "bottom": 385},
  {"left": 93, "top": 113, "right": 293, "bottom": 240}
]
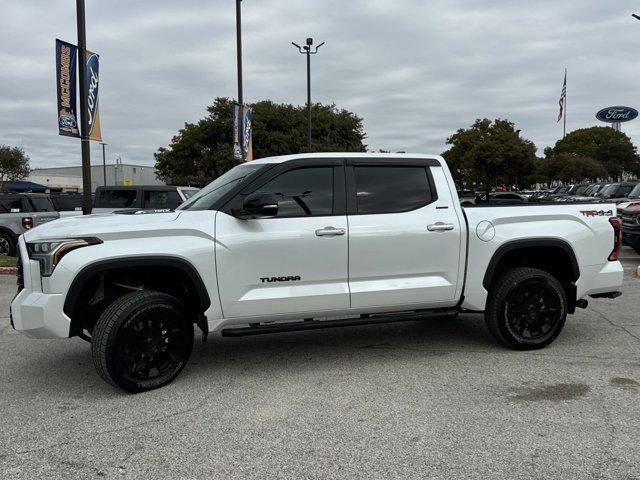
[
  {"left": 427, "top": 223, "right": 455, "bottom": 232},
  {"left": 315, "top": 227, "right": 346, "bottom": 237}
]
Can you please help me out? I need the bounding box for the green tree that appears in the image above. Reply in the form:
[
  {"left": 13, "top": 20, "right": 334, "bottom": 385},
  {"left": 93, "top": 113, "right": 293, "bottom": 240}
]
[
  {"left": 0, "top": 145, "right": 30, "bottom": 191},
  {"left": 155, "top": 98, "right": 366, "bottom": 186},
  {"left": 547, "top": 154, "right": 607, "bottom": 183},
  {"left": 442, "top": 119, "right": 537, "bottom": 192},
  {"left": 548, "top": 126, "right": 640, "bottom": 179}
]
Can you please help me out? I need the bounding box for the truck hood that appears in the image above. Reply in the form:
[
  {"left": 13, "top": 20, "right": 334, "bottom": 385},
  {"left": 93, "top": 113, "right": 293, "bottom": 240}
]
[{"left": 23, "top": 210, "right": 182, "bottom": 242}]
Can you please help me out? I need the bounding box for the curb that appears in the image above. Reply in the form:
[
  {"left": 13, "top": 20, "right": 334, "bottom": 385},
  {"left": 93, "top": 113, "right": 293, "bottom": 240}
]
[{"left": 0, "top": 267, "right": 17, "bottom": 275}]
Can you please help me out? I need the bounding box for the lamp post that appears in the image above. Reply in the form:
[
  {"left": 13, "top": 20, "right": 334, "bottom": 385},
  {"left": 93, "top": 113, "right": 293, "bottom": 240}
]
[
  {"left": 292, "top": 38, "right": 324, "bottom": 150},
  {"left": 99, "top": 142, "right": 107, "bottom": 186},
  {"left": 236, "top": 0, "right": 244, "bottom": 153},
  {"left": 76, "top": 0, "right": 92, "bottom": 214}
]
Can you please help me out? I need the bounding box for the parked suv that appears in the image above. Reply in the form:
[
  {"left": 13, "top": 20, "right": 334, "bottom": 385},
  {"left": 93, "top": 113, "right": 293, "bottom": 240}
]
[
  {"left": 92, "top": 186, "right": 200, "bottom": 213},
  {"left": 0, "top": 193, "right": 59, "bottom": 256},
  {"left": 620, "top": 203, "right": 640, "bottom": 254}
]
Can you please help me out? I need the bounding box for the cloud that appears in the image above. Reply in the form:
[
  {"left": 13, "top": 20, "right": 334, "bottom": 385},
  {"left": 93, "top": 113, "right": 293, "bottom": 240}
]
[{"left": 2, "top": 0, "right": 640, "bottom": 169}]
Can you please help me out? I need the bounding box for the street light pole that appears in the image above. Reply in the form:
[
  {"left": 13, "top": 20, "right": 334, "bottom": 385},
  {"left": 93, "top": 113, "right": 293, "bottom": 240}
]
[
  {"left": 236, "top": 0, "right": 243, "bottom": 106},
  {"left": 236, "top": 0, "right": 244, "bottom": 153},
  {"left": 292, "top": 38, "right": 324, "bottom": 151},
  {"left": 76, "top": 0, "right": 92, "bottom": 214},
  {"left": 100, "top": 142, "right": 108, "bottom": 186}
]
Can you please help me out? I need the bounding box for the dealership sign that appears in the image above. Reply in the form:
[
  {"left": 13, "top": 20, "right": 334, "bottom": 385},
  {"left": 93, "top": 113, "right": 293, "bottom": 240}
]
[{"left": 595, "top": 106, "right": 638, "bottom": 123}]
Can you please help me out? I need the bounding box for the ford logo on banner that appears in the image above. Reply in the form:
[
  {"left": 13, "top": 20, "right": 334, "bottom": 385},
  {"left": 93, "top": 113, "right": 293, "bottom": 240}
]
[
  {"left": 596, "top": 106, "right": 638, "bottom": 123},
  {"left": 59, "top": 115, "right": 77, "bottom": 128}
]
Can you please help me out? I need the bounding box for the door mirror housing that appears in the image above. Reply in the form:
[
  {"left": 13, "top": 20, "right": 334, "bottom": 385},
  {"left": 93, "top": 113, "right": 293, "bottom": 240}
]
[{"left": 235, "top": 193, "right": 279, "bottom": 219}]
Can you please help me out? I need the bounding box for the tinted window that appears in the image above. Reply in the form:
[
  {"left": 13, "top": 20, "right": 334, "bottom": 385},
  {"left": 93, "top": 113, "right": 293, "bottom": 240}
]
[
  {"left": 0, "top": 195, "right": 23, "bottom": 213},
  {"left": 354, "top": 166, "right": 431, "bottom": 214},
  {"left": 254, "top": 167, "right": 334, "bottom": 217},
  {"left": 97, "top": 189, "right": 137, "bottom": 208},
  {"left": 29, "top": 196, "right": 56, "bottom": 212},
  {"left": 144, "top": 190, "right": 182, "bottom": 209},
  {"left": 50, "top": 195, "right": 82, "bottom": 211},
  {"left": 629, "top": 184, "right": 640, "bottom": 199},
  {"left": 616, "top": 185, "right": 635, "bottom": 198},
  {"left": 180, "top": 163, "right": 262, "bottom": 211}
]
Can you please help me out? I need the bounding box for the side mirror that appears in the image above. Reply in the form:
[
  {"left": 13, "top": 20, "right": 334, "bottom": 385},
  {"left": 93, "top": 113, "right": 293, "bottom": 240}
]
[{"left": 235, "top": 193, "right": 279, "bottom": 219}]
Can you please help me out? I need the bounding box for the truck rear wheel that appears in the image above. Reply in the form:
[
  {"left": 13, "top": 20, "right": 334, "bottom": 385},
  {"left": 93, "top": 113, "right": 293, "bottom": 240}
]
[
  {"left": 0, "top": 232, "right": 15, "bottom": 257},
  {"left": 91, "top": 290, "right": 194, "bottom": 393},
  {"left": 485, "top": 267, "right": 567, "bottom": 350}
]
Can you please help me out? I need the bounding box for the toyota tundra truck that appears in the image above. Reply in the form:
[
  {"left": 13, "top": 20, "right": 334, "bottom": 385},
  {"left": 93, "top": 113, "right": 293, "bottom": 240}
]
[{"left": 10, "top": 154, "right": 624, "bottom": 393}]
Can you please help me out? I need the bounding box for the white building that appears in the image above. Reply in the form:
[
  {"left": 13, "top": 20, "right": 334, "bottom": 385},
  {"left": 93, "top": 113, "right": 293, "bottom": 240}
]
[{"left": 28, "top": 164, "right": 165, "bottom": 192}]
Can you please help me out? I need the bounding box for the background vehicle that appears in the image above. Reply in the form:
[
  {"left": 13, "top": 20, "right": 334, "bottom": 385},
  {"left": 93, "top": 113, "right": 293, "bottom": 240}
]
[
  {"left": 92, "top": 185, "right": 200, "bottom": 213},
  {"left": 49, "top": 193, "right": 84, "bottom": 217},
  {"left": 600, "top": 181, "right": 639, "bottom": 204},
  {"left": 0, "top": 193, "right": 59, "bottom": 256},
  {"left": 474, "top": 192, "right": 525, "bottom": 204},
  {"left": 11, "top": 153, "right": 624, "bottom": 392},
  {"left": 620, "top": 202, "right": 640, "bottom": 254}
]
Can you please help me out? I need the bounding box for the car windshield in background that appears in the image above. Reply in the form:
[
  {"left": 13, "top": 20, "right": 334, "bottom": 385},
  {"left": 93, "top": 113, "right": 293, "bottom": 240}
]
[
  {"left": 573, "top": 185, "right": 590, "bottom": 196},
  {"left": 29, "top": 196, "right": 56, "bottom": 212},
  {"left": 178, "top": 163, "right": 263, "bottom": 211},
  {"left": 629, "top": 184, "right": 640, "bottom": 199},
  {"left": 96, "top": 190, "right": 137, "bottom": 208},
  {"left": 616, "top": 184, "right": 636, "bottom": 198},
  {"left": 601, "top": 184, "right": 619, "bottom": 198},
  {"left": 50, "top": 195, "right": 82, "bottom": 211}
]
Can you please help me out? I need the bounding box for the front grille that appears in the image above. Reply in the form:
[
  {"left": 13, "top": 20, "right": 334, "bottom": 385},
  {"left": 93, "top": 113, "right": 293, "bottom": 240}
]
[{"left": 16, "top": 255, "right": 24, "bottom": 293}]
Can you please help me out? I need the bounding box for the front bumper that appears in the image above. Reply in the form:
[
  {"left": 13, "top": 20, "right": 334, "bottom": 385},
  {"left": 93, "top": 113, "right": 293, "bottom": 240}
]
[{"left": 9, "top": 238, "right": 71, "bottom": 339}]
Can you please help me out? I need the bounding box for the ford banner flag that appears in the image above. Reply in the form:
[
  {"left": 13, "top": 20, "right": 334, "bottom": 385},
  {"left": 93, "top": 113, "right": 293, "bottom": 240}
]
[
  {"left": 85, "top": 50, "right": 102, "bottom": 141},
  {"left": 233, "top": 103, "right": 254, "bottom": 162},
  {"left": 242, "top": 105, "right": 254, "bottom": 162},
  {"left": 55, "top": 39, "right": 80, "bottom": 138}
]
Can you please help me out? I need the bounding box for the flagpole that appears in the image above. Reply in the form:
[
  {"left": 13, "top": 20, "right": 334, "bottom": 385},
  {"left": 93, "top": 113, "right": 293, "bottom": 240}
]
[{"left": 563, "top": 68, "right": 567, "bottom": 138}]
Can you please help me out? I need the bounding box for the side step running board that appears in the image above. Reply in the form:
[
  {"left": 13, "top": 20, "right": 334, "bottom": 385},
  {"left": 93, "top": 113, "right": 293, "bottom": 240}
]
[{"left": 221, "top": 309, "right": 459, "bottom": 337}]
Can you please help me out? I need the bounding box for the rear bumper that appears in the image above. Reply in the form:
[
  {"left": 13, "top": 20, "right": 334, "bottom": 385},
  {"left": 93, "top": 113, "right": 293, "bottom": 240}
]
[{"left": 575, "top": 261, "right": 624, "bottom": 299}]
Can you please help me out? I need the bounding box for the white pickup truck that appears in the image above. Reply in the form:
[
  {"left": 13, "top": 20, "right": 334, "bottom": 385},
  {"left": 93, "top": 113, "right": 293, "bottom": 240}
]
[{"left": 10, "top": 153, "right": 624, "bottom": 393}]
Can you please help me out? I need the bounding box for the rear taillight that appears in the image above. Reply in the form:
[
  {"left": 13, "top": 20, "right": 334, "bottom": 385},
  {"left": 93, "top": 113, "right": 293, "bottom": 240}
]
[
  {"left": 608, "top": 217, "right": 622, "bottom": 261},
  {"left": 21, "top": 217, "right": 33, "bottom": 230}
]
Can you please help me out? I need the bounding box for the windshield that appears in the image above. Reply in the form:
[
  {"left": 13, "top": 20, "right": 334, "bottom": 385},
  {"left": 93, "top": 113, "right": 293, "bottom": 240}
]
[
  {"left": 601, "top": 184, "right": 619, "bottom": 198},
  {"left": 178, "top": 163, "right": 264, "bottom": 211},
  {"left": 573, "top": 185, "right": 590, "bottom": 196},
  {"left": 629, "top": 184, "right": 640, "bottom": 199}
]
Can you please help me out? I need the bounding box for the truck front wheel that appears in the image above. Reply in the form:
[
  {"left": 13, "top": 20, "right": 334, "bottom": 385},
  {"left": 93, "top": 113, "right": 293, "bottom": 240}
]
[
  {"left": 91, "top": 290, "right": 194, "bottom": 393},
  {"left": 485, "top": 267, "right": 568, "bottom": 350}
]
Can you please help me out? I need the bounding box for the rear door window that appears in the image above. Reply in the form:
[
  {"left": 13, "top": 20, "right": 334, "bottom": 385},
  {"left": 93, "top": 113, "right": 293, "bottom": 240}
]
[
  {"left": 143, "top": 190, "right": 182, "bottom": 209},
  {"left": 29, "top": 196, "right": 56, "bottom": 212},
  {"left": 97, "top": 189, "right": 138, "bottom": 208},
  {"left": 0, "top": 195, "right": 23, "bottom": 213},
  {"left": 353, "top": 166, "right": 433, "bottom": 214}
]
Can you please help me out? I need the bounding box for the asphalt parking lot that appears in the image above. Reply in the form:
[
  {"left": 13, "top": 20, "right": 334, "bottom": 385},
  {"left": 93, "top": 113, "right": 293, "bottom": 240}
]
[{"left": 1, "top": 248, "right": 639, "bottom": 480}]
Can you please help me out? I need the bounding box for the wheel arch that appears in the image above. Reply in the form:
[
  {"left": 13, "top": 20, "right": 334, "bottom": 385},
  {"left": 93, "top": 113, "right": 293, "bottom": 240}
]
[
  {"left": 65, "top": 256, "right": 211, "bottom": 337},
  {"left": 482, "top": 239, "right": 580, "bottom": 312}
]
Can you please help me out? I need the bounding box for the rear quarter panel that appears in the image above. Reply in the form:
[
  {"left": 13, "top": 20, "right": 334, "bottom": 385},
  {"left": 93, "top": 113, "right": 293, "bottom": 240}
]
[{"left": 461, "top": 204, "right": 620, "bottom": 311}]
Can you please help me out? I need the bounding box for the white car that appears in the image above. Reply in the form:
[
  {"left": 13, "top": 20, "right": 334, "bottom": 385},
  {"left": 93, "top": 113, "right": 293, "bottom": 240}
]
[{"left": 10, "top": 153, "right": 624, "bottom": 392}]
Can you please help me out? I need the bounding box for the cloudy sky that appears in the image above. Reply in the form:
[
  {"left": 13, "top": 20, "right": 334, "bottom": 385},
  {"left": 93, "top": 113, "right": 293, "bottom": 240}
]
[{"left": 3, "top": 0, "right": 640, "bottom": 169}]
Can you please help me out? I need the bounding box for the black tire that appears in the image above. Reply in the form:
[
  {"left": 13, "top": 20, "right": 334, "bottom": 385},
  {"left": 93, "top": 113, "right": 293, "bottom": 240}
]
[
  {"left": 91, "top": 290, "right": 194, "bottom": 393},
  {"left": 485, "top": 267, "right": 567, "bottom": 350},
  {"left": 0, "top": 232, "right": 15, "bottom": 257}
]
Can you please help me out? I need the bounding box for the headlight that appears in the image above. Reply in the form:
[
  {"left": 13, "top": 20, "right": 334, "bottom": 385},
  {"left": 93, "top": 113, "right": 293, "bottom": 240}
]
[{"left": 26, "top": 238, "right": 102, "bottom": 277}]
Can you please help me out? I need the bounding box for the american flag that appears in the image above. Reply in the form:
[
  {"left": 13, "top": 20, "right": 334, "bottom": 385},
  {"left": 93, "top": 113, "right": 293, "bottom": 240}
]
[{"left": 557, "top": 70, "right": 567, "bottom": 122}]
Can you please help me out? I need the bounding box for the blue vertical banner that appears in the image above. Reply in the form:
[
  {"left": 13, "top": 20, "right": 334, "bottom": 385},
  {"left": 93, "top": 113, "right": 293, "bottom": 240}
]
[
  {"left": 85, "top": 50, "right": 102, "bottom": 141},
  {"left": 242, "top": 105, "right": 253, "bottom": 161},
  {"left": 233, "top": 103, "right": 253, "bottom": 162},
  {"left": 233, "top": 102, "right": 243, "bottom": 160},
  {"left": 55, "top": 39, "right": 80, "bottom": 137}
]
